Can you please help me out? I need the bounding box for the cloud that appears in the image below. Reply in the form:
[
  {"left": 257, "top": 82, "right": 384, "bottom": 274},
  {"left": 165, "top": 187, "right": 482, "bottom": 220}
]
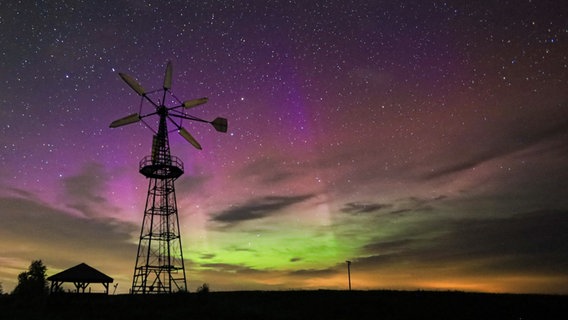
[
  {"left": 355, "top": 209, "right": 568, "bottom": 276},
  {"left": 191, "top": 263, "right": 302, "bottom": 291},
  {"left": 421, "top": 120, "right": 568, "bottom": 181},
  {"left": 0, "top": 195, "right": 138, "bottom": 291},
  {"left": 199, "top": 263, "right": 264, "bottom": 275},
  {"left": 362, "top": 239, "right": 417, "bottom": 255},
  {"left": 389, "top": 196, "right": 447, "bottom": 213},
  {"left": 340, "top": 202, "right": 391, "bottom": 214},
  {"left": 0, "top": 196, "right": 137, "bottom": 258},
  {"left": 439, "top": 209, "right": 568, "bottom": 274},
  {"left": 63, "top": 163, "right": 106, "bottom": 202},
  {"left": 211, "top": 194, "right": 313, "bottom": 225},
  {"left": 338, "top": 196, "right": 444, "bottom": 218},
  {"left": 2, "top": 187, "right": 40, "bottom": 200},
  {"left": 288, "top": 267, "right": 337, "bottom": 277},
  {"left": 175, "top": 173, "right": 209, "bottom": 195},
  {"left": 61, "top": 162, "right": 120, "bottom": 218},
  {"left": 237, "top": 157, "right": 297, "bottom": 185},
  {"left": 200, "top": 253, "right": 216, "bottom": 260}
]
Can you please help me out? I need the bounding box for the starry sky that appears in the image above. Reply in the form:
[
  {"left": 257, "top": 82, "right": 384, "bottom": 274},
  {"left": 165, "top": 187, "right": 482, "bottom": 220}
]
[{"left": 1, "top": 0, "right": 567, "bottom": 294}]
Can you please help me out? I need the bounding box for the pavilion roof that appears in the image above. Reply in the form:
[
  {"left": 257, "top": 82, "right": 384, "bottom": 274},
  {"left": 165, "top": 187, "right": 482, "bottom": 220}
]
[{"left": 47, "top": 263, "right": 113, "bottom": 283}]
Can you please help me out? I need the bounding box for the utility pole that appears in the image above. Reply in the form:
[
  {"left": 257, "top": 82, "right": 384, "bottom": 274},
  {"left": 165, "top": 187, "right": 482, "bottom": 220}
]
[{"left": 346, "top": 260, "right": 352, "bottom": 291}]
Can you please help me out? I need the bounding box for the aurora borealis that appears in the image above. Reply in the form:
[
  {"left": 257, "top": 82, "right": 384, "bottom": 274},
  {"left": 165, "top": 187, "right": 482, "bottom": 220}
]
[{"left": 1, "top": 1, "right": 567, "bottom": 294}]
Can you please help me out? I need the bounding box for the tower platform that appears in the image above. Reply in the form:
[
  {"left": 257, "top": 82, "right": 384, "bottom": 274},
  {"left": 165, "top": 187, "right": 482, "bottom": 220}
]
[{"left": 139, "top": 155, "right": 184, "bottom": 179}]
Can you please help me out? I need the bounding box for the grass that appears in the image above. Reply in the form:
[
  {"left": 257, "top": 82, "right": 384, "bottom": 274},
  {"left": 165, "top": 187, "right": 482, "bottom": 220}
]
[{"left": 1, "top": 290, "right": 567, "bottom": 319}]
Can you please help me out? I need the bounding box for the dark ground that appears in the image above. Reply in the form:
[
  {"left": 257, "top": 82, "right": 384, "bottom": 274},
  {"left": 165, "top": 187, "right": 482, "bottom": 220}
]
[{"left": 1, "top": 290, "right": 567, "bottom": 319}]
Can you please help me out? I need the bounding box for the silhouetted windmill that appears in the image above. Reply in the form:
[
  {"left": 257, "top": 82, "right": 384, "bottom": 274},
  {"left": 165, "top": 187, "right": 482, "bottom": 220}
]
[{"left": 110, "top": 61, "right": 227, "bottom": 294}]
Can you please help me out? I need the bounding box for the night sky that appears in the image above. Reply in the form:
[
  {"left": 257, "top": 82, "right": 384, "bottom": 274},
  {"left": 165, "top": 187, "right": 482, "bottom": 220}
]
[{"left": 1, "top": 1, "right": 567, "bottom": 294}]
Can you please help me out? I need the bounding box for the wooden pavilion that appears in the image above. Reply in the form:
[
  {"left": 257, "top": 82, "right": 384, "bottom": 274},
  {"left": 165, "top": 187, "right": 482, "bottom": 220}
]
[{"left": 47, "top": 263, "right": 114, "bottom": 294}]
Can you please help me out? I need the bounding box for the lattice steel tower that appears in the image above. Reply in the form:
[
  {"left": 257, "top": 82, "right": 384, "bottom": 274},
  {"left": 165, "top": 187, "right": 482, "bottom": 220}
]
[{"left": 110, "top": 61, "right": 228, "bottom": 294}]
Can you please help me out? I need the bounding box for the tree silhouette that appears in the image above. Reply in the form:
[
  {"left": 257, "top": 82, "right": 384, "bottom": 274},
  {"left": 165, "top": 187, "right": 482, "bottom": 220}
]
[{"left": 12, "top": 260, "right": 48, "bottom": 297}]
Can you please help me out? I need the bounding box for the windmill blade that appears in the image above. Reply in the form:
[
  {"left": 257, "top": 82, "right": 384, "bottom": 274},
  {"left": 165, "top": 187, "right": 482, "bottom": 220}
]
[
  {"left": 178, "top": 127, "right": 202, "bottom": 150},
  {"left": 163, "top": 61, "right": 172, "bottom": 90},
  {"left": 119, "top": 72, "right": 146, "bottom": 96},
  {"left": 183, "top": 97, "right": 208, "bottom": 109},
  {"left": 109, "top": 113, "right": 141, "bottom": 128},
  {"left": 211, "top": 117, "right": 228, "bottom": 132}
]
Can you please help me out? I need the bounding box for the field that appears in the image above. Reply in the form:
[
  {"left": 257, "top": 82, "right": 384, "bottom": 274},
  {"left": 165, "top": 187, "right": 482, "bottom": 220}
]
[{"left": 2, "top": 290, "right": 567, "bottom": 319}]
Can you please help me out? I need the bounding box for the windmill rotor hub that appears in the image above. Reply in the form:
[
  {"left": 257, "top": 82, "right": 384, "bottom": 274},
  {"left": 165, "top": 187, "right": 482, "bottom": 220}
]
[{"left": 158, "top": 105, "right": 167, "bottom": 116}]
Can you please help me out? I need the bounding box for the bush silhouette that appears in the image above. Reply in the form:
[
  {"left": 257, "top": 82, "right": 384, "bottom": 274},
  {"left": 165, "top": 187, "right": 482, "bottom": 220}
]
[{"left": 196, "top": 283, "right": 210, "bottom": 294}]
